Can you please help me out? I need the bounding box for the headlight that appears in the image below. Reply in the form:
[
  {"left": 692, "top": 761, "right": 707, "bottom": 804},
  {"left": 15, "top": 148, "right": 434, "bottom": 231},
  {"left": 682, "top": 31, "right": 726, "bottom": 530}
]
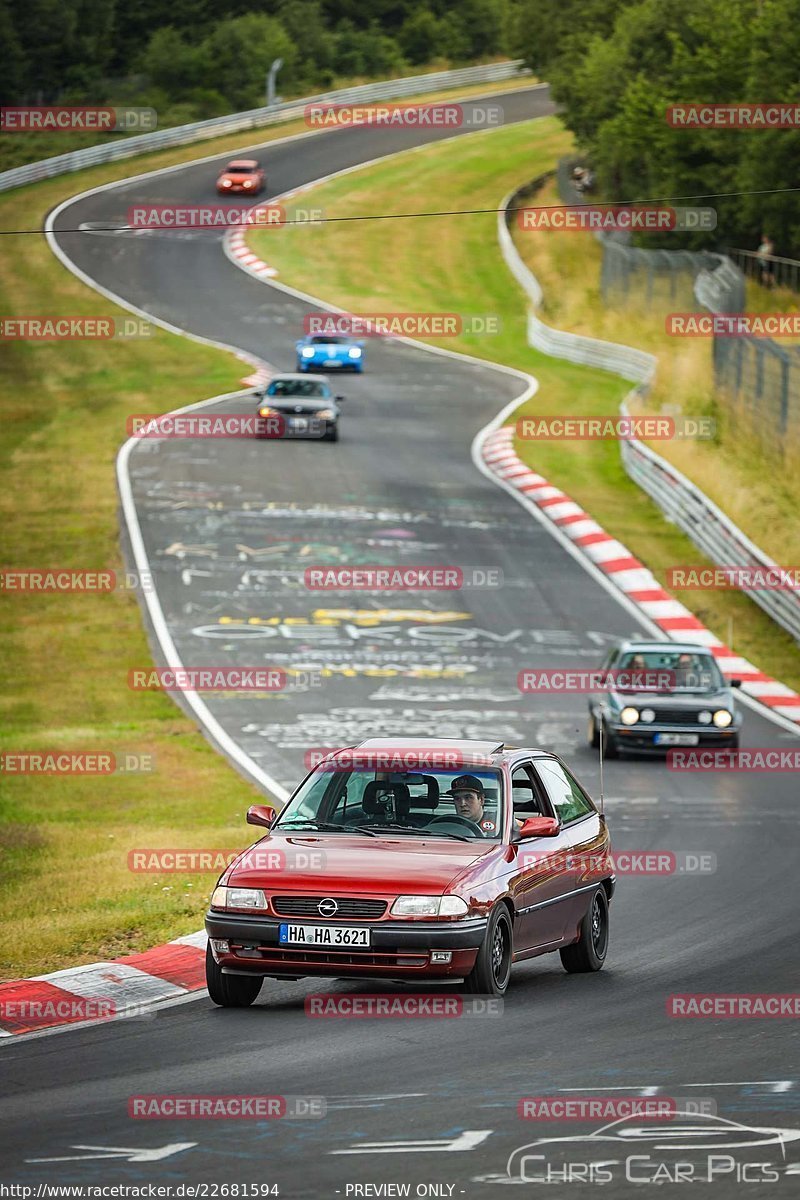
[
  {"left": 713, "top": 709, "right": 733, "bottom": 728},
  {"left": 620, "top": 707, "right": 639, "bottom": 725},
  {"left": 301, "top": 347, "right": 315, "bottom": 358},
  {"left": 640, "top": 708, "right": 655, "bottom": 723},
  {"left": 698, "top": 710, "right": 712, "bottom": 724},
  {"left": 258, "top": 406, "right": 276, "bottom": 417},
  {"left": 316, "top": 408, "right": 335, "bottom": 420},
  {"left": 221, "top": 179, "right": 232, "bottom": 187},
  {"left": 211, "top": 886, "right": 267, "bottom": 910},
  {"left": 348, "top": 347, "right": 362, "bottom": 358},
  {"left": 390, "top": 895, "right": 468, "bottom": 918},
  {"left": 243, "top": 180, "right": 253, "bottom": 187}
]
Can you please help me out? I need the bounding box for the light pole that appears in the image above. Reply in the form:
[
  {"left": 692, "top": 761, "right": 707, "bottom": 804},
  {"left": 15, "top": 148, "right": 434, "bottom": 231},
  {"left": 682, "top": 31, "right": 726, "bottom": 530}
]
[{"left": 266, "top": 58, "right": 283, "bottom": 107}]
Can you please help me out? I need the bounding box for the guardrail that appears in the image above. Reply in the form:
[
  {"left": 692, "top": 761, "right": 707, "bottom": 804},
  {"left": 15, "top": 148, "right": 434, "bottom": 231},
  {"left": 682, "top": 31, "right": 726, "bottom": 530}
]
[
  {"left": 0, "top": 61, "right": 528, "bottom": 194},
  {"left": 499, "top": 181, "right": 800, "bottom": 645}
]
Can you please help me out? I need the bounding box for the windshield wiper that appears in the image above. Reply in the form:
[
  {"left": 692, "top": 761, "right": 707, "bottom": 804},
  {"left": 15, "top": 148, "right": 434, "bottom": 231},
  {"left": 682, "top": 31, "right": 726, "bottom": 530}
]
[
  {"left": 419, "top": 830, "right": 473, "bottom": 842},
  {"left": 276, "top": 819, "right": 350, "bottom": 832}
]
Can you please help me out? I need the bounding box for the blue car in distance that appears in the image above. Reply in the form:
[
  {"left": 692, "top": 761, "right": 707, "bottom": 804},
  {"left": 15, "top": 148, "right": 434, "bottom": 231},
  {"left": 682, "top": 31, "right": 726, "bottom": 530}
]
[{"left": 296, "top": 334, "right": 365, "bottom": 373}]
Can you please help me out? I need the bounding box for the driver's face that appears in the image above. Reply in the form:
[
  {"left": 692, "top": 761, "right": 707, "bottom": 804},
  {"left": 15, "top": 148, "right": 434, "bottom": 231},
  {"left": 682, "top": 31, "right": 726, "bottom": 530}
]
[{"left": 453, "top": 790, "right": 484, "bottom": 821}]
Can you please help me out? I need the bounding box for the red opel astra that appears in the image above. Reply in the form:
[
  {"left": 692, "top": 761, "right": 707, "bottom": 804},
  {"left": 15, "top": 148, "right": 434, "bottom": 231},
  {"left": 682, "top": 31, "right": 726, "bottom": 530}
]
[{"left": 205, "top": 739, "right": 614, "bottom": 1004}]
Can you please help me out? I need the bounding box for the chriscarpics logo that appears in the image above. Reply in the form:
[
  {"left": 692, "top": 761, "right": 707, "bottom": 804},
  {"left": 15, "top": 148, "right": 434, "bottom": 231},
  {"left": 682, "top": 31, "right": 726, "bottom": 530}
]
[{"left": 474, "top": 1113, "right": 800, "bottom": 1186}]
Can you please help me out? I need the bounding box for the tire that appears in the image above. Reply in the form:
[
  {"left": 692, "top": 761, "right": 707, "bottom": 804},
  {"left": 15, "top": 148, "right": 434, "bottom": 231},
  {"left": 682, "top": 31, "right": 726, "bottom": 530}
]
[
  {"left": 205, "top": 942, "right": 263, "bottom": 1008},
  {"left": 588, "top": 711, "right": 600, "bottom": 749},
  {"left": 601, "top": 721, "right": 619, "bottom": 758},
  {"left": 324, "top": 425, "right": 339, "bottom": 443},
  {"left": 464, "top": 905, "right": 513, "bottom": 996},
  {"left": 560, "top": 887, "right": 609, "bottom": 973}
]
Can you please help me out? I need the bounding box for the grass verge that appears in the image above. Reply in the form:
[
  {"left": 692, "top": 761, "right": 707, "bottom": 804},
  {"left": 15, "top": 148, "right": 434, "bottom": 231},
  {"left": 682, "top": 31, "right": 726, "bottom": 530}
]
[{"left": 247, "top": 116, "right": 800, "bottom": 693}]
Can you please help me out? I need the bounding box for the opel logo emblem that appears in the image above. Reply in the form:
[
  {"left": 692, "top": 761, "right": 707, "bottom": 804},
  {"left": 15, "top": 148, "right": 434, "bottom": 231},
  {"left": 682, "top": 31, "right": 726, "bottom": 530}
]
[{"left": 318, "top": 897, "right": 338, "bottom": 917}]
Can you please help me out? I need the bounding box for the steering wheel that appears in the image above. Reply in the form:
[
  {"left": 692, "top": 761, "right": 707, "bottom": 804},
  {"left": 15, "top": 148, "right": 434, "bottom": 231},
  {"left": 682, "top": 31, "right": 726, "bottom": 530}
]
[{"left": 428, "top": 814, "right": 484, "bottom": 836}]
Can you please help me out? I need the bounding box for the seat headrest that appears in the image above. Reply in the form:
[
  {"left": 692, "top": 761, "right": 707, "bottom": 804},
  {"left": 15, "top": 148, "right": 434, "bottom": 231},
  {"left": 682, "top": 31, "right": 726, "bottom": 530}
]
[{"left": 362, "top": 780, "right": 411, "bottom": 815}]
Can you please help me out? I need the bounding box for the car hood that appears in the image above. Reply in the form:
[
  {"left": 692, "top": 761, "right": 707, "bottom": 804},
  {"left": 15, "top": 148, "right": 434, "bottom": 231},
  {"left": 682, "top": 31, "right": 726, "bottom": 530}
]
[
  {"left": 611, "top": 688, "right": 732, "bottom": 708},
  {"left": 227, "top": 834, "right": 495, "bottom": 894}
]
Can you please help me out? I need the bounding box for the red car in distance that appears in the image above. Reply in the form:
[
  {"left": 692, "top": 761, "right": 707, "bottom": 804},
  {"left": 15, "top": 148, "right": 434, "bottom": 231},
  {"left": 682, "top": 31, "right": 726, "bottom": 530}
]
[
  {"left": 216, "top": 158, "right": 266, "bottom": 195},
  {"left": 205, "top": 739, "right": 614, "bottom": 1005}
]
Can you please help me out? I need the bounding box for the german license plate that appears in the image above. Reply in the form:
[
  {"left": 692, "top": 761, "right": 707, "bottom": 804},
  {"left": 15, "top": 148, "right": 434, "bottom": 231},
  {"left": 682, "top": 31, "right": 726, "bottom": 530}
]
[
  {"left": 279, "top": 923, "right": 370, "bottom": 946},
  {"left": 289, "top": 417, "right": 308, "bottom": 431},
  {"left": 655, "top": 733, "right": 699, "bottom": 746},
  {"left": 323, "top": 359, "right": 339, "bottom": 367}
]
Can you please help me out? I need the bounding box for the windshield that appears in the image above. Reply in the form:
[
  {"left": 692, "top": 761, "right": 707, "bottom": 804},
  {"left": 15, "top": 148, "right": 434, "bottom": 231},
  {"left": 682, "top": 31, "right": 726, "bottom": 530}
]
[
  {"left": 616, "top": 650, "right": 725, "bottom": 694},
  {"left": 276, "top": 766, "right": 505, "bottom": 840},
  {"left": 266, "top": 379, "right": 329, "bottom": 398},
  {"left": 309, "top": 336, "right": 350, "bottom": 345},
  {"left": 227, "top": 163, "right": 257, "bottom": 173}
]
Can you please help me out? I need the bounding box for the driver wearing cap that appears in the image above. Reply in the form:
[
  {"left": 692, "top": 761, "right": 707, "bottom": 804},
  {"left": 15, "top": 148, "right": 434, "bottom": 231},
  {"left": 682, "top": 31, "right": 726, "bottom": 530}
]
[
  {"left": 449, "top": 775, "right": 488, "bottom": 825},
  {"left": 447, "top": 774, "right": 525, "bottom": 836}
]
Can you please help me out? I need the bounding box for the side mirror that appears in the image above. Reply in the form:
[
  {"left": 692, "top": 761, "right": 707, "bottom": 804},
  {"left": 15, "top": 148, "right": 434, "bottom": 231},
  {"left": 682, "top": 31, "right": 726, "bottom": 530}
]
[
  {"left": 335, "top": 394, "right": 346, "bottom": 402},
  {"left": 518, "top": 816, "right": 560, "bottom": 839},
  {"left": 247, "top": 804, "right": 277, "bottom": 828},
  {"left": 730, "top": 678, "right": 742, "bottom": 689}
]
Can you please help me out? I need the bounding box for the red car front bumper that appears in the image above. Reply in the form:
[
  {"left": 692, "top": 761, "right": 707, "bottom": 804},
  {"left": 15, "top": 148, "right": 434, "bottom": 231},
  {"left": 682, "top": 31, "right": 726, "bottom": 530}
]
[{"left": 205, "top": 911, "right": 488, "bottom": 980}]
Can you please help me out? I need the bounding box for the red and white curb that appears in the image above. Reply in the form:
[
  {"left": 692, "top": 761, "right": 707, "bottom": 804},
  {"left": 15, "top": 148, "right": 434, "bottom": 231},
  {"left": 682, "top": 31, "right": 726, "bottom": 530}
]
[
  {"left": 224, "top": 182, "right": 321, "bottom": 283},
  {"left": 482, "top": 426, "right": 800, "bottom": 724},
  {"left": 228, "top": 225, "right": 279, "bottom": 282},
  {"left": 0, "top": 931, "right": 207, "bottom": 1038}
]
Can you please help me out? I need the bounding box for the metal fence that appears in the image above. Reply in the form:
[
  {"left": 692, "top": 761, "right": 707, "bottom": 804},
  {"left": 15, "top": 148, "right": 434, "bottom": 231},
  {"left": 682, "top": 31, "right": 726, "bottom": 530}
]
[
  {"left": 556, "top": 158, "right": 800, "bottom": 465},
  {"left": 498, "top": 182, "right": 800, "bottom": 646},
  {"left": 555, "top": 159, "right": 733, "bottom": 309},
  {"left": 727, "top": 246, "right": 800, "bottom": 293},
  {"left": 0, "top": 61, "right": 529, "bottom": 194}
]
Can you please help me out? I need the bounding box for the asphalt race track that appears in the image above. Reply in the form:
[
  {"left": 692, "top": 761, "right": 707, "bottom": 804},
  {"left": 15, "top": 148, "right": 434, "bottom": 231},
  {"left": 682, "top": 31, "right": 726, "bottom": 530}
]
[{"left": 3, "top": 85, "right": 799, "bottom": 1194}]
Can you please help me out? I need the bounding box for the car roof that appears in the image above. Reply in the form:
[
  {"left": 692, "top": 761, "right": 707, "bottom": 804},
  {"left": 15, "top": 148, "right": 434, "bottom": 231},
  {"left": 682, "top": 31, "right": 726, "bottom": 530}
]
[
  {"left": 342, "top": 738, "right": 557, "bottom": 764},
  {"left": 615, "top": 640, "right": 716, "bottom": 655},
  {"left": 355, "top": 737, "right": 504, "bottom": 755},
  {"left": 267, "top": 372, "right": 330, "bottom": 382},
  {"left": 226, "top": 159, "right": 259, "bottom": 168}
]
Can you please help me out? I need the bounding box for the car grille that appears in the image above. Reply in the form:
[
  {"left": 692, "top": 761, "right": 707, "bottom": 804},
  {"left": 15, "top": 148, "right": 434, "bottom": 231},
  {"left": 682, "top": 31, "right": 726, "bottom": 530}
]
[
  {"left": 273, "top": 406, "right": 325, "bottom": 416},
  {"left": 647, "top": 709, "right": 706, "bottom": 725},
  {"left": 271, "top": 896, "right": 388, "bottom": 919},
  {"left": 243, "top": 946, "right": 428, "bottom": 969}
]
